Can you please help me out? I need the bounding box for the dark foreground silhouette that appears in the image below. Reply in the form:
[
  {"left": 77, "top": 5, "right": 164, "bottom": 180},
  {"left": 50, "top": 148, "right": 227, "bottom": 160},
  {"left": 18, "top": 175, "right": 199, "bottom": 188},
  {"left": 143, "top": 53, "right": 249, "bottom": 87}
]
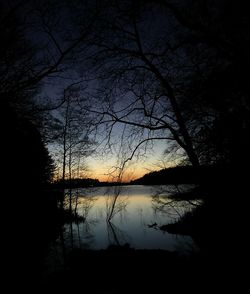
[{"left": 40, "top": 244, "right": 242, "bottom": 293}]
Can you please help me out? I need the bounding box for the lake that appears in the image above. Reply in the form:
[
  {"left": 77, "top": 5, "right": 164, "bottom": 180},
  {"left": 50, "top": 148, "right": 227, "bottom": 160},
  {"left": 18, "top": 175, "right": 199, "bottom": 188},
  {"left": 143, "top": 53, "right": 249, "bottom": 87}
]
[{"left": 58, "top": 185, "right": 198, "bottom": 253}]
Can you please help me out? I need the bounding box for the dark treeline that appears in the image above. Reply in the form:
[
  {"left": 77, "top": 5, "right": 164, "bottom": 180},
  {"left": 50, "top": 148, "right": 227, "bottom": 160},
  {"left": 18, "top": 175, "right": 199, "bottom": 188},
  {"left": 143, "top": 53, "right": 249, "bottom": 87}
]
[
  {"left": 130, "top": 165, "right": 226, "bottom": 185},
  {"left": 1, "top": 103, "right": 62, "bottom": 290},
  {"left": 53, "top": 178, "right": 128, "bottom": 189},
  {"left": 52, "top": 178, "right": 99, "bottom": 189},
  {"left": 0, "top": 3, "right": 62, "bottom": 289}
]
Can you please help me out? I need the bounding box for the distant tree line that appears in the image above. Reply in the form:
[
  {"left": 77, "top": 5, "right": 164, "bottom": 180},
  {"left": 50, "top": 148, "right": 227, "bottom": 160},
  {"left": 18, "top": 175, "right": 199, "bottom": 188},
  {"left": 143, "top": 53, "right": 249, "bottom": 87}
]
[
  {"left": 130, "top": 165, "right": 226, "bottom": 185},
  {"left": 53, "top": 177, "right": 100, "bottom": 189}
]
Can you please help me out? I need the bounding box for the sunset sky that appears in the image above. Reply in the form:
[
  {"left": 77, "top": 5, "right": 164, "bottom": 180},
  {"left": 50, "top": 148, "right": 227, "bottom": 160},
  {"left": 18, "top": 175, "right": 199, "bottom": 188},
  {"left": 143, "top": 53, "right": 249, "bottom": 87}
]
[{"left": 86, "top": 140, "right": 179, "bottom": 182}]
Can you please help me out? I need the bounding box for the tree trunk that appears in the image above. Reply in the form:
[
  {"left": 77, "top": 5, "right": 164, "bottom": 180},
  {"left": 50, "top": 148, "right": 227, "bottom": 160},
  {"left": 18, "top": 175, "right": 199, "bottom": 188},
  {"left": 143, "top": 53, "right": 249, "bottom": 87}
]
[{"left": 141, "top": 55, "right": 200, "bottom": 167}]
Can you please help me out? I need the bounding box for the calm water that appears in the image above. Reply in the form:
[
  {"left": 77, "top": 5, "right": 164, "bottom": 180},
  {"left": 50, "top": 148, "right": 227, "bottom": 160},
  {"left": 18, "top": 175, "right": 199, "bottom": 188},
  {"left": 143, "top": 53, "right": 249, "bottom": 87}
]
[{"left": 60, "top": 185, "right": 198, "bottom": 252}]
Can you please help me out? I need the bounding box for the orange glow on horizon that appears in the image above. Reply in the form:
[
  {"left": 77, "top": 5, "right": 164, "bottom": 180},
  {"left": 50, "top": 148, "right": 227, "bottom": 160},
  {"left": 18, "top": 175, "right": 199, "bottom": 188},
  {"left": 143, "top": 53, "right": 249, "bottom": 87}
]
[
  {"left": 53, "top": 158, "right": 177, "bottom": 183},
  {"left": 53, "top": 140, "right": 179, "bottom": 183},
  {"left": 86, "top": 150, "right": 177, "bottom": 183},
  {"left": 89, "top": 166, "right": 149, "bottom": 183}
]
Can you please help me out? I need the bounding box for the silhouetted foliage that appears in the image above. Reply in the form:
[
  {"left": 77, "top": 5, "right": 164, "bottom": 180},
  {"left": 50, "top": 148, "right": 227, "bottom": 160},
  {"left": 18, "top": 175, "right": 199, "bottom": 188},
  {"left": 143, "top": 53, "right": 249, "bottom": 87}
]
[
  {"left": 160, "top": 0, "right": 250, "bottom": 168},
  {"left": 1, "top": 104, "right": 62, "bottom": 290},
  {"left": 0, "top": 3, "right": 65, "bottom": 287},
  {"left": 131, "top": 165, "right": 224, "bottom": 185}
]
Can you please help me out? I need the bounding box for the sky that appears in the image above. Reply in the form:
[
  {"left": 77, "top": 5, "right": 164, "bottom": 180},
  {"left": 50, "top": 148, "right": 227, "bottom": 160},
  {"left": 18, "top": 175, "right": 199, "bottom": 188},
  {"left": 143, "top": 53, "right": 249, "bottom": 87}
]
[
  {"left": 86, "top": 140, "right": 179, "bottom": 182},
  {"left": 50, "top": 139, "right": 172, "bottom": 183},
  {"left": 45, "top": 82, "right": 183, "bottom": 183},
  {"left": 44, "top": 80, "right": 182, "bottom": 183}
]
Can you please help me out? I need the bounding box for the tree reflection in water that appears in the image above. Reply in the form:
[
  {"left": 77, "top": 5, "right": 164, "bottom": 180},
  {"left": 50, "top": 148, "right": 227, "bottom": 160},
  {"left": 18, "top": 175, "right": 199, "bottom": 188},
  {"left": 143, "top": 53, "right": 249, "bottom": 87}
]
[
  {"left": 105, "top": 186, "right": 130, "bottom": 247},
  {"left": 151, "top": 185, "right": 202, "bottom": 222},
  {"left": 106, "top": 221, "right": 131, "bottom": 247},
  {"left": 105, "top": 186, "right": 128, "bottom": 221},
  {"left": 43, "top": 185, "right": 201, "bottom": 280},
  {"left": 62, "top": 190, "right": 98, "bottom": 250},
  {"left": 63, "top": 186, "right": 131, "bottom": 250}
]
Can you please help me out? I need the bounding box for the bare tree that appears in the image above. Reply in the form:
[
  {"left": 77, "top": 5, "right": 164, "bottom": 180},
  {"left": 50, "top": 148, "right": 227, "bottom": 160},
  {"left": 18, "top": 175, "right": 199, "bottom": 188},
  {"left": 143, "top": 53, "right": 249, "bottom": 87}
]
[
  {"left": 76, "top": 0, "right": 250, "bottom": 171},
  {"left": 49, "top": 84, "right": 94, "bottom": 211},
  {"left": 78, "top": 0, "right": 203, "bottom": 168}
]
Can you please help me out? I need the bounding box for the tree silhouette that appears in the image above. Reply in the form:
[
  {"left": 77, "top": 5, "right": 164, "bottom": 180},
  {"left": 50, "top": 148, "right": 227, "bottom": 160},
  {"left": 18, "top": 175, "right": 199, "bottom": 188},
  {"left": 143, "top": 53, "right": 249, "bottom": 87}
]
[
  {"left": 80, "top": 0, "right": 200, "bottom": 167},
  {"left": 75, "top": 0, "right": 250, "bottom": 172}
]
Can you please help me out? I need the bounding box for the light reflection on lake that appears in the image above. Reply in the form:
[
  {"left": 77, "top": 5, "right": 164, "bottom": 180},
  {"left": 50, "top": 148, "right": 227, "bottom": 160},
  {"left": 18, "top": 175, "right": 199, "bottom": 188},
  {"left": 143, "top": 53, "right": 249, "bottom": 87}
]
[{"left": 62, "top": 185, "right": 197, "bottom": 252}]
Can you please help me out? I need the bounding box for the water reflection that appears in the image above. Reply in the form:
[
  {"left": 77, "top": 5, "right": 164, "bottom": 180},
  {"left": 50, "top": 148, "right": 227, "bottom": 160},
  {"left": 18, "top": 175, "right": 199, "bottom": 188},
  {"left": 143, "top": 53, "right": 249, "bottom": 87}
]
[
  {"left": 107, "top": 221, "right": 131, "bottom": 246},
  {"left": 105, "top": 186, "right": 128, "bottom": 221},
  {"left": 152, "top": 185, "right": 193, "bottom": 221},
  {"left": 60, "top": 185, "right": 197, "bottom": 252}
]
